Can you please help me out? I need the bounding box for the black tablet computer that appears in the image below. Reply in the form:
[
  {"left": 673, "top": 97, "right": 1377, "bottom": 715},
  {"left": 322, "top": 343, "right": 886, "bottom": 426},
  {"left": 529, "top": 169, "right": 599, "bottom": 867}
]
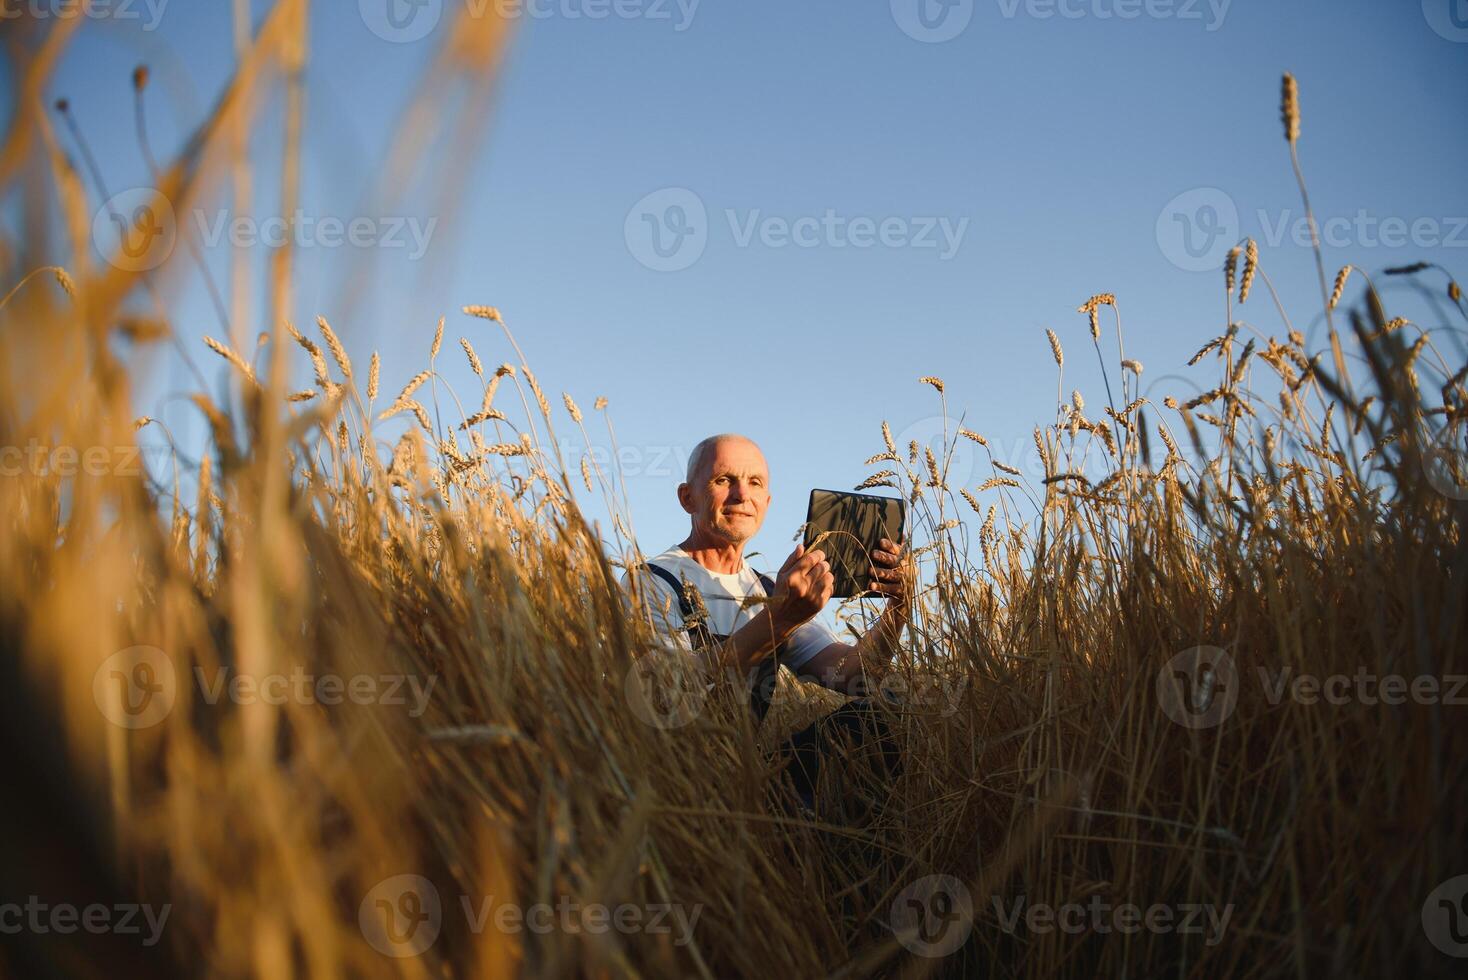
[{"left": 803, "top": 489, "right": 907, "bottom": 599}]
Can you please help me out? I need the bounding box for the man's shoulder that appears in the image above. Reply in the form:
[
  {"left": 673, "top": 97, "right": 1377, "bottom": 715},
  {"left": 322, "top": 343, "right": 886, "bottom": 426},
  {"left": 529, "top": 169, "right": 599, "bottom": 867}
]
[
  {"left": 645, "top": 546, "right": 691, "bottom": 568},
  {"left": 638, "top": 547, "right": 695, "bottom": 583},
  {"left": 637, "top": 548, "right": 770, "bottom": 590},
  {"left": 620, "top": 548, "right": 693, "bottom": 592}
]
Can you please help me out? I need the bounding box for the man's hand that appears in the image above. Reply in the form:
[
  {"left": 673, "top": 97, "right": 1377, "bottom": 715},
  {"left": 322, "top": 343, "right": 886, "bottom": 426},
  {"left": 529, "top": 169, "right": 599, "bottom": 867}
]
[
  {"left": 790, "top": 537, "right": 911, "bottom": 695},
  {"left": 868, "top": 537, "right": 910, "bottom": 606},
  {"left": 771, "top": 543, "right": 834, "bottom": 633}
]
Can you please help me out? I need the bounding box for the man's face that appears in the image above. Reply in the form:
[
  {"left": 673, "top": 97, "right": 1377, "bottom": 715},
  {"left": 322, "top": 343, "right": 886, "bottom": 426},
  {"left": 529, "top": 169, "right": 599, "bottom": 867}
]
[{"left": 679, "top": 438, "right": 771, "bottom": 545}]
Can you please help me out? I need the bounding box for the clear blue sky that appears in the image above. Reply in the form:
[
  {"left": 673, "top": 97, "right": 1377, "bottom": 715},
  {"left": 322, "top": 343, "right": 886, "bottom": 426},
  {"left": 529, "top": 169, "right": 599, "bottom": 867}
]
[{"left": 30, "top": 0, "right": 1468, "bottom": 568}]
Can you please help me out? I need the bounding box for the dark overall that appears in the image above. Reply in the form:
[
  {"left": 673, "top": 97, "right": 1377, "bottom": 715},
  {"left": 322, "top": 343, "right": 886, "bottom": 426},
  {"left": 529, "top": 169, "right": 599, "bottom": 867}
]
[{"left": 640, "top": 563, "right": 901, "bottom": 815}]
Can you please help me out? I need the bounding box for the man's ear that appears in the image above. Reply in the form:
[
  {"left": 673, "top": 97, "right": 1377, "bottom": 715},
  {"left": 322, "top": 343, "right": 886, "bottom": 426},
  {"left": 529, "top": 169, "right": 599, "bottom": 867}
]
[{"left": 676, "top": 483, "right": 695, "bottom": 514}]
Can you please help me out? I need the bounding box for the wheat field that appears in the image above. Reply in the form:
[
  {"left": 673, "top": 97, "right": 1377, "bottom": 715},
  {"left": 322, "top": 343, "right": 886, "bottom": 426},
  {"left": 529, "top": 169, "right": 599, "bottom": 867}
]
[{"left": 1, "top": 6, "right": 1466, "bottom": 978}]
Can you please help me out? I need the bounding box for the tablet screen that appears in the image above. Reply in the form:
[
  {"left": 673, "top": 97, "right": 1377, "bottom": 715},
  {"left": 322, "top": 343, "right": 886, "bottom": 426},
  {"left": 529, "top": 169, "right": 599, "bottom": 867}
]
[{"left": 802, "top": 489, "right": 906, "bottom": 598}]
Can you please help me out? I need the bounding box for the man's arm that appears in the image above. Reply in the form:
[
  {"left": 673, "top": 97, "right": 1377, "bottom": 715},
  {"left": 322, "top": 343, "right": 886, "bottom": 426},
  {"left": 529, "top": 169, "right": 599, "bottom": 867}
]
[
  {"left": 695, "top": 545, "right": 834, "bottom": 678},
  {"left": 694, "top": 607, "right": 793, "bottom": 678},
  {"left": 793, "top": 537, "right": 910, "bottom": 695},
  {"left": 793, "top": 603, "right": 906, "bottom": 695}
]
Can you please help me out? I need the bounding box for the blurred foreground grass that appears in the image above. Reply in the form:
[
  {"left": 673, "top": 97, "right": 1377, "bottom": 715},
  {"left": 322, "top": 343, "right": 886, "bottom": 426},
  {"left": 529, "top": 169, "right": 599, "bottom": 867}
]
[{"left": 1, "top": 7, "right": 1466, "bottom": 978}]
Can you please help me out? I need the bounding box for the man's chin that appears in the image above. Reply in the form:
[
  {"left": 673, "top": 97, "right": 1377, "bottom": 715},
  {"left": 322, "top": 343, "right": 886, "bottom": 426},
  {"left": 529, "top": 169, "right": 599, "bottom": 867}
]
[{"left": 711, "top": 521, "right": 756, "bottom": 544}]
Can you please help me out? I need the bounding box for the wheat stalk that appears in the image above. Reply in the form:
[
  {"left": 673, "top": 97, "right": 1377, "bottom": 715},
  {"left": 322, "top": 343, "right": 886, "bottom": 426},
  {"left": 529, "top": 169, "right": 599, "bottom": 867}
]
[
  {"left": 1045, "top": 328, "right": 1063, "bottom": 368},
  {"left": 1281, "top": 72, "right": 1300, "bottom": 145},
  {"left": 317, "top": 315, "right": 352, "bottom": 378},
  {"left": 1239, "top": 239, "right": 1259, "bottom": 303},
  {"left": 1329, "top": 265, "right": 1353, "bottom": 311},
  {"left": 203, "top": 335, "right": 258, "bottom": 384}
]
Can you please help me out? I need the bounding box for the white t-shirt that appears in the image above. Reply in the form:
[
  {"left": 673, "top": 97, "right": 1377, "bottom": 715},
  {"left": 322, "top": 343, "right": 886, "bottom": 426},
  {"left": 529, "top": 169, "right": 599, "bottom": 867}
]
[{"left": 621, "top": 545, "right": 841, "bottom": 672}]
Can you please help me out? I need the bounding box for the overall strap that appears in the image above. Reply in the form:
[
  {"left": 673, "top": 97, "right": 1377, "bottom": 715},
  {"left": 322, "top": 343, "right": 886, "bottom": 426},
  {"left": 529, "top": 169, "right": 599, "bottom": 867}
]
[
  {"left": 640, "top": 562, "right": 713, "bottom": 648},
  {"left": 641, "top": 563, "right": 691, "bottom": 615},
  {"left": 640, "top": 561, "right": 784, "bottom": 723},
  {"left": 748, "top": 572, "right": 784, "bottom": 723}
]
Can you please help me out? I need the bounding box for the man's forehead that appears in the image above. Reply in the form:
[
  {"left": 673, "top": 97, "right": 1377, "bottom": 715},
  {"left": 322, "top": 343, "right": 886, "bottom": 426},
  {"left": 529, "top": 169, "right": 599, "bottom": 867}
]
[{"left": 708, "top": 440, "right": 767, "bottom": 474}]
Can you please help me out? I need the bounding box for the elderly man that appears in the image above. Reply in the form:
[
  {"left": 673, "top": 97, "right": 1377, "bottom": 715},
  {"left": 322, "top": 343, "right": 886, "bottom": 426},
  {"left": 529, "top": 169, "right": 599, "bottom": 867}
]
[{"left": 622, "top": 432, "right": 908, "bottom": 810}]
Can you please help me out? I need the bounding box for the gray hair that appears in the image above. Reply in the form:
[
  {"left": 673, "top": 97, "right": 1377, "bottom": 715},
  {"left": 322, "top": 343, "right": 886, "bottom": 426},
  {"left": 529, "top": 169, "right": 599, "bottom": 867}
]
[{"left": 685, "top": 433, "right": 753, "bottom": 484}]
